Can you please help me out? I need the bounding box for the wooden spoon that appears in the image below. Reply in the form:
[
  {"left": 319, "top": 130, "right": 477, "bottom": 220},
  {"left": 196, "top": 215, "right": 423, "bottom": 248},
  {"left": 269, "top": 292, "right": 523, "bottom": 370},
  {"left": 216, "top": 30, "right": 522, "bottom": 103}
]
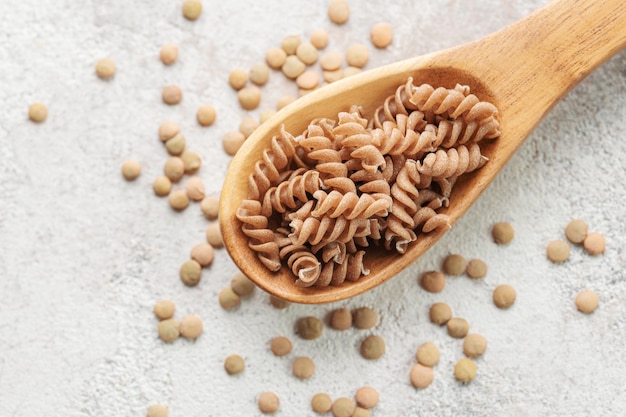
[{"left": 220, "top": 0, "right": 626, "bottom": 304}]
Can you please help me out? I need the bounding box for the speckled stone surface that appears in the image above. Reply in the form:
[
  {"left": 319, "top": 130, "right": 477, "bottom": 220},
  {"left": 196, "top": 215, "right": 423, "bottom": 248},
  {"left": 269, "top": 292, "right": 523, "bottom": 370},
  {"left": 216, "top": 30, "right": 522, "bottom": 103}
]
[{"left": 0, "top": 1, "right": 624, "bottom": 416}]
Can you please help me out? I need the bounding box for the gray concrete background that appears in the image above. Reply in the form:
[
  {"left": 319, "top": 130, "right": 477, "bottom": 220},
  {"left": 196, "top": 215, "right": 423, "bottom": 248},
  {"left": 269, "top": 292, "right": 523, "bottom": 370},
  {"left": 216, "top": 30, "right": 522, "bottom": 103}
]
[{"left": 0, "top": 0, "right": 624, "bottom": 416}]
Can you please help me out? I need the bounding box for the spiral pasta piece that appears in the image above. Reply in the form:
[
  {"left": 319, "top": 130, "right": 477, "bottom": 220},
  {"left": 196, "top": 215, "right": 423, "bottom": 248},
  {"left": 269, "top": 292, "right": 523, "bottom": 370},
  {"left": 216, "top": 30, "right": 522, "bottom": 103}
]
[
  {"left": 236, "top": 199, "right": 281, "bottom": 271},
  {"left": 311, "top": 190, "right": 392, "bottom": 219},
  {"left": 261, "top": 168, "right": 322, "bottom": 215}
]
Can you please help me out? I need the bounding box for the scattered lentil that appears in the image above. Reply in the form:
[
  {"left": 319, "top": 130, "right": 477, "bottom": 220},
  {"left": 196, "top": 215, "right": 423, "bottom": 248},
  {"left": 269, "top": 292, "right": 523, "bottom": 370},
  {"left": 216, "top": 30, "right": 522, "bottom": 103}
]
[
  {"left": 547, "top": 239, "right": 570, "bottom": 263},
  {"left": 331, "top": 398, "right": 356, "bottom": 417},
  {"left": 168, "top": 189, "right": 189, "bottom": 211},
  {"left": 310, "top": 29, "right": 329, "bottom": 49},
  {"left": 180, "top": 150, "right": 201, "bottom": 173},
  {"left": 224, "top": 354, "right": 245, "bottom": 375},
  {"left": 360, "top": 335, "right": 385, "bottom": 360},
  {"left": 370, "top": 22, "right": 393, "bottom": 48},
  {"left": 222, "top": 130, "right": 246, "bottom": 156},
  {"left": 229, "top": 68, "right": 248, "bottom": 90},
  {"left": 463, "top": 333, "right": 488, "bottom": 358},
  {"left": 219, "top": 287, "right": 241, "bottom": 310},
  {"left": 292, "top": 356, "right": 315, "bottom": 379},
  {"left": 159, "top": 43, "right": 178, "bottom": 65},
  {"left": 179, "top": 314, "right": 203, "bottom": 339},
  {"left": 179, "top": 259, "right": 201, "bottom": 286},
  {"left": 162, "top": 85, "right": 182, "bottom": 105},
  {"left": 420, "top": 270, "right": 446, "bottom": 293},
  {"left": 238, "top": 85, "right": 262, "bottom": 110},
  {"left": 190, "top": 243, "right": 214, "bottom": 267},
  {"left": 196, "top": 105, "right": 216, "bottom": 126},
  {"left": 354, "top": 386, "right": 378, "bottom": 409},
  {"left": 153, "top": 300, "right": 176, "bottom": 320},
  {"left": 296, "top": 70, "right": 320, "bottom": 90},
  {"left": 429, "top": 302, "right": 452, "bottom": 325},
  {"left": 565, "top": 219, "right": 588, "bottom": 244},
  {"left": 185, "top": 176, "right": 205, "bottom": 201},
  {"left": 343, "top": 66, "right": 362, "bottom": 77},
  {"left": 416, "top": 342, "right": 440, "bottom": 367},
  {"left": 323, "top": 69, "right": 344, "bottom": 83},
  {"left": 266, "top": 47, "right": 287, "bottom": 69},
  {"left": 258, "top": 391, "right": 280, "bottom": 414},
  {"left": 442, "top": 254, "right": 467, "bottom": 276},
  {"left": 454, "top": 358, "right": 477, "bottom": 383},
  {"left": 328, "top": 0, "right": 350, "bottom": 24},
  {"left": 346, "top": 43, "right": 368, "bottom": 68},
  {"left": 320, "top": 50, "right": 343, "bottom": 71},
  {"left": 121, "top": 160, "right": 141, "bottom": 181},
  {"left": 200, "top": 196, "right": 219, "bottom": 220},
  {"left": 95, "top": 57, "right": 116, "bottom": 79},
  {"left": 147, "top": 404, "right": 169, "bottom": 417},
  {"left": 158, "top": 121, "right": 179, "bottom": 142},
  {"left": 270, "top": 295, "right": 290, "bottom": 309},
  {"left": 583, "top": 232, "right": 605, "bottom": 255},
  {"left": 353, "top": 407, "right": 371, "bottom": 417},
  {"left": 270, "top": 336, "right": 292, "bottom": 357},
  {"left": 28, "top": 102, "right": 48, "bottom": 123},
  {"left": 311, "top": 393, "right": 332, "bottom": 414},
  {"left": 296, "top": 316, "right": 323, "bottom": 340},
  {"left": 353, "top": 307, "right": 377, "bottom": 329},
  {"left": 165, "top": 133, "right": 186, "bottom": 156},
  {"left": 239, "top": 116, "right": 260, "bottom": 138},
  {"left": 329, "top": 307, "right": 352, "bottom": 330},
  {"left": 152, "top": 175, "right": 172, "bottom": 197},
  {"left": 410, "top": 363, "right": 434, "bottom": 389},
  {"left": 276, "top": 95, "right": 296, "bottom": 110},
  {"left": 281, "top": 35, "right": 301, "bottom": 55},
  {"left": 205, "top": 222, "right": 223, "bottom": 247},
  {"left": 466, "top": 258, "right": 488, "bottom": 279},
  {"left": 492, "top": 222, "right": 515, "bottom": 244},
  {"left": 296, "top": 42, "right": 318, "bottom": 65},
  {"left": 231, "top": 272, "right": 255, "bottom": 297},
  {"left": 157, "top": 318, "right": 180, "bottom": 342},
  {"left": 576, "top": 289, "right": 599, "bottom": 313},
  {"left": 182, "top": 0, "right": 202, "bottom": 20},
  {"left": 249, "top": 63, "right": 270, "bottom": 86},
  {"left": 447, "top": 317, "right": 469, "bottom": 339},
  {"left": 281, "top": 55, "right": 306, "bottom": 79},
  {"left": 493, "top": 284, "right": 516, "bottom": 309}
]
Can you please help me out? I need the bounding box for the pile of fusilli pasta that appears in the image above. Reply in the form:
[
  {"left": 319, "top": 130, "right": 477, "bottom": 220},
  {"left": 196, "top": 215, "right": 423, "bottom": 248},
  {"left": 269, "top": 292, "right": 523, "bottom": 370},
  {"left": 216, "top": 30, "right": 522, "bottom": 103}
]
[{"left": 236, "top": 77, "right": 500, "bottom": 288}]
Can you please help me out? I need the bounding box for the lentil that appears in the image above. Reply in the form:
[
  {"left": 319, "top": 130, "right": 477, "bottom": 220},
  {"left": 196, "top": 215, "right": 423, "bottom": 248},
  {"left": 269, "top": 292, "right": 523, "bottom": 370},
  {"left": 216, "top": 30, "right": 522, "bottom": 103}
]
[
  {"left": 266, "top": 47, "right": 287, "bottom": 69},
  {"left": 239, "top": 116, "right": 259, "bottom": 138},
  {"left": 281, "top": 55, "right": 306, "bottom": 79},
  {"left": 354, "top": 386, "right": 378, "bottom": 409},
  {"left": 330, "top": 307, "right": 352, "bottom": 330},
  {"left": 310, "top": 29, "right": 329, "bottom": 49},
  {"left": 463, "top": 333, "right": 488, "bottom": 358},
  {"left": 323, "top": 69, "right": 344, "bottom": 83},
  {"left": 328, "top": 0, "right": 350, "bottom": 25},
  {"left": 162, "top": 85, "right": 182, "bottom": 105},
  {"left": 224, "top": 354, "right": 245, "bottom": 375},
  {"left": 182, "top": 0, "right": 202, "bottom": 20},
  {"left": 346, "top": 43, "right": 368, "bottom": 68},
  {"left": 219, "top": 287, "right": 240, "bottom": 310},
  {"left": 276, "top": 95, "right": 296, "bottom": 110},
  {"left": 447, "top": 317, "right": 469, "bottom": 339},
  {"left": 466, "top": 258, "right": 487, "bottom": 278},
  {"left": 353, "top": 307, "right": 377, "bottom": 329},
  {"left": 270, "top": 336, "right": 292, "bottom": 357},
  {"left": 165, "top": 133, "right": 186, "bottom": 156},
  {"left": 121, "top": 160, "right": 141, "bottom": 181},
  {"left": 454, "top": 358, "right": 477, "bottom": 383},
  {"left": 343, "top": 66, "right": 362, "bottom": 77},
  {"left": 565, "top": 219, "right": 588, "bottom": 244},
  {"left": 547, "top": 239, "right": 570, "bottom": 263},
  {"left": 222, "top": 130, "right": 246, "bottom": 156},
  {"left": 281, "top": 35, "right": 301, "bottom": 55},
  {"left": 442, "top": 254, "right": 467, "bottom": 276},
  {"left": 583, "top": 232, "right": 605, "bottom": 255},
  {"left": 420, "top": 270, "right": 446, "bottom": 293},
  {"left": 159, "top": 43, "right": 178, "bottom": 65},
  {"left": 416, "top": 342, "right": 440, "bottom": 367},
  {"left": 320, "top": 50, "right": 343, "bottom": 71},
  {"left": 147, "top": 404, "right": 168, "bottom": 417},
  {"left": 185, "top": 176, "right": 205, "bottom": 201},
  {"left": 200, "top": 196, "right": 219, "bottom": 220},
  {"left": 157, "top": 318, "right": 180, "bottom": 342},
  {"left": 168, "top": 189, "right": 189, "bottom": 211},
  {"left": 28, "top": 102, "right": 48, "bottom": 123},
  {"left": 296, "top": 42, "right": 318, "bottom": 65},
  {"left": 249, "top": 63, "right": 270, "bottom": 86},
  {"left": 370, "top": 22, "right": 393, "bottom": 48},
  {"left": 179, "top": 260, "right": 201, "bottom": 286},
  {"left": 360, "top": 335, "right": 385, "bottom": 360},
  {"left": 231, "top": 272, "right": 255, "bottom": 297},
  {"left": 228, "top": 68, "right": 248, "bottom": 90},
  {"left": 410, "top": 363, "right": 434, "bottom": 389},
  {"left": 296, "top": 316, "right": 323, "bottom": 340},
  {"left": 238, "top": 85, "right": 262, "bottom": 110},
  {"left": 179, "top": 314, "right": 203, "bottom": 339},
  {"left": 205, "top": 222, "right": 223, "bottom": 247},
  {"left": 429, "top": 302, "right": 452, "bottom": 325},
  {"left": 292, "top": 356, "right": 315, "bottom": 379},
  {"left": 258, "top": 391, "right": 280, "bottom": 414},
  {"left": 158, "top": 121, "right": 179, "bottom": 142},
  {"left": 493, "top": 284, "right": 516, "bottom": 309},
  {"left": 311, "top": 393, "right": 332, "bottom": 413},
  {"left": 353, "top": 407, "right": 371, "bottom": 417},
  {"left": 180, "top": 150, "right": 201, "bottom": 173},
  {"left": 492, "top": 222, "right": 515, "bottom": 244},
  {"left": 296, "top": 70, "right": 320, "bottom": 90},
  {"left": 270, "top": 295, "right": 290, "bottom": 309},
  {"left": 95, "top": 57, "right": 116, "bottom": 79},
  {"left": 153, "top": 300, "right": 175, "bottom": 320},
  {"left": 196, "top": 105, "right": 216, "bottom": 126},
  {"left": 576, "top": 289, "right": 599, "bottom": 313},
  {"left": 190, "top": 243, "right": 214, "bottom": 267},
  {"left": 331, "top": 398, "right": 355, "bottom": 417}
]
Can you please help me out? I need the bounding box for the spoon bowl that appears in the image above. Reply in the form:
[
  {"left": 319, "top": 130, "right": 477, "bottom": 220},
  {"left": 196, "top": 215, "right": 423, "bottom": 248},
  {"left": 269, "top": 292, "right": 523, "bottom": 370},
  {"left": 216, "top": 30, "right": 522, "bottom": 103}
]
[{"left": 220, "top": 0, "right": 626, "bottom": 304}]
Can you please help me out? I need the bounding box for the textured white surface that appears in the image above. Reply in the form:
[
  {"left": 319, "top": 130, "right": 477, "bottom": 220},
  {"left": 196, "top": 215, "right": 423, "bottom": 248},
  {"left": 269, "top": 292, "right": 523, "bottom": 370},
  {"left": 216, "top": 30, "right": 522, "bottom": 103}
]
[{"left": 0, "top": 0, "right": 625, "bottom": 416}]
